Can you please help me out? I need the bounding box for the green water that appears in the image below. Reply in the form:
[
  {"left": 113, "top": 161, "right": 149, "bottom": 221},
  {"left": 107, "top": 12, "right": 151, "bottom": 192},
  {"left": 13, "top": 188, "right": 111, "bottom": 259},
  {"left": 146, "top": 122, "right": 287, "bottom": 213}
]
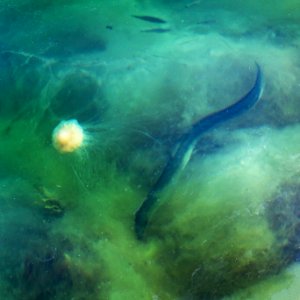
[{"left": 0, "top": 0, "right": 300, "bottom": 299}]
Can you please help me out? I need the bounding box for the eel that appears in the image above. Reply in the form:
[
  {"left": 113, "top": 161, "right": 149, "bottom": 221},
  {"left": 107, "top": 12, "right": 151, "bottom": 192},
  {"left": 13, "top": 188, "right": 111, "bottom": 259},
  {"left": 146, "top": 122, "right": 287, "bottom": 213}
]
[{"left": 134, "top": 64, "right": 264, "bottom": 240}]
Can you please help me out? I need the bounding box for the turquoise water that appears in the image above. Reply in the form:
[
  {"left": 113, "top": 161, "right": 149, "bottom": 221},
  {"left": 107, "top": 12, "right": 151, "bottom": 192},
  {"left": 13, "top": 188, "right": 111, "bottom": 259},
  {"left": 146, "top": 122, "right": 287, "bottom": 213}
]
[{"left": 0, "top": 1, "right": 300, "bottom": 299}]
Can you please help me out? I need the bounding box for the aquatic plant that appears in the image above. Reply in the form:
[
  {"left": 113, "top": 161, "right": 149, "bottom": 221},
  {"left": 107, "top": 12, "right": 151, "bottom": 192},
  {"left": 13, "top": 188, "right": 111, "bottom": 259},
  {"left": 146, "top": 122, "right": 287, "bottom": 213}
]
[{"left": 1, "top": 1, "right": 300, "bottom": 299}]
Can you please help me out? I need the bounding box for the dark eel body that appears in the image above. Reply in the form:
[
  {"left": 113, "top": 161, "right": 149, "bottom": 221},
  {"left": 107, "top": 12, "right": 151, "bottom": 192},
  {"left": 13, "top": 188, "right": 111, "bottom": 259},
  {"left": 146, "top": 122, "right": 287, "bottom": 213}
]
[{"left": 134, "top": 64, "right": 264, "bottom": 240}]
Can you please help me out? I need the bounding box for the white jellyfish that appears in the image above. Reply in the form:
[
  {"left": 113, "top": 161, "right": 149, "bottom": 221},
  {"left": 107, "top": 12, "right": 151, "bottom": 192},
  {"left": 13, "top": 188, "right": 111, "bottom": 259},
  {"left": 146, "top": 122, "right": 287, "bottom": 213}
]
[{"left": 52, "top": 119, "right": 86, "bottom": 153}]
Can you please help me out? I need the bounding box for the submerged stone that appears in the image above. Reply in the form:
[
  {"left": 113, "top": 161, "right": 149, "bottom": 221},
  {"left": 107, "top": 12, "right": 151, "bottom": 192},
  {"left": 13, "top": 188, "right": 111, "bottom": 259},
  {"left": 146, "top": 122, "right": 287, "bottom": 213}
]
[
  {"left": 43, "top": 29, "right": 106, "bottom": 58},
  {"left": 0, "top": 51, "right": 49, "bottom": 116},
  {"left": 266, "top": 182, "right": 300, "bottom": 264},
  {"left": 50, "top": 71, "right": 105, "bottom": 123}
]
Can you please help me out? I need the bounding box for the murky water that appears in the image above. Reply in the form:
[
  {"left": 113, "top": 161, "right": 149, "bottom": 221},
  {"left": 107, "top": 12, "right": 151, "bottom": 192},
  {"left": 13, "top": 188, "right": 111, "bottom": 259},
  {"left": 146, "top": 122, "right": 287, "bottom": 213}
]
[{"left": 0, "top": 1, "right": 300, "bottom": 299}]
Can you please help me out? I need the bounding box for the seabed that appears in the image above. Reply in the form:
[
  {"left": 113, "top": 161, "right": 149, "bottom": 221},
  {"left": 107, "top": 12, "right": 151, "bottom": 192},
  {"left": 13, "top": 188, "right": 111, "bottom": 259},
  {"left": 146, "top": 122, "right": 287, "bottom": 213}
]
[{"left": 0, "top": 1, "right": 300, "bottom": 299}]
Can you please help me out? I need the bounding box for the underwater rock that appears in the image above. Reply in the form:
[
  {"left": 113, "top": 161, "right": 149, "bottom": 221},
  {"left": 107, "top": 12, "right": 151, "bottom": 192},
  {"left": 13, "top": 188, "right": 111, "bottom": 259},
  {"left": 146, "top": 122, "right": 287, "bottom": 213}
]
[
  {"left": 50, "top": 70, "right": 105, "bottom": 123},
  {"left": 0, "top": 178, "right": 51, "bottom": 295},
  {"left": 21, "top": 235, "right": 103, "bottom": 300},
  {"left": 266, "top": 182, "right": 300, "bottom": 264},
  {"left": 43, "top": 29, "right": 106, "bottom": 58},
  {"left": 40, "top": 198, "right": 65, "bottom": 217},
  {"left": 137, "top": 125, "right": 300, "bottom": 299},
  {"left": 0, "top": 51, "right": 49, "bottom": 116},
  {"left": 150, "top": 222, "right": 283, "bottom": 299},
  {"left": 0, "top": 178, "right": 103, "bottom": 299},
  {"left": 34, "top": 185, "right": 65, "bottom": 218}
]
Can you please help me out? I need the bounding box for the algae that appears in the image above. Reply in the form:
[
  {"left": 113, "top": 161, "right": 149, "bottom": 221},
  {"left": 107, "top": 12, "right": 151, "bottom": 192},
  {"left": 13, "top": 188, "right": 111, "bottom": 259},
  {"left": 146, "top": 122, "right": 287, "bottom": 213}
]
[{"left": 1, "top": 0, "right": 300, "bottom": 299}]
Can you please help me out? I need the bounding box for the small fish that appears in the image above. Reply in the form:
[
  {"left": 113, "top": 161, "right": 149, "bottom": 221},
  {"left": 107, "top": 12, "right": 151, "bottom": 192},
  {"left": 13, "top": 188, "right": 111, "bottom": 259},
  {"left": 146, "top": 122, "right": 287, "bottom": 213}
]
[
  {"left": 185, "top": 0, "right": 203, "bottom": 8},
  {"left": 141, "top": 28, "right": 171, "bottom": 33},
  {"left": 132, "top": 15, "right": 167, "bottom": 24},
  {"left": 197, "top": 20, "right": 216, "bottom": 25}
]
